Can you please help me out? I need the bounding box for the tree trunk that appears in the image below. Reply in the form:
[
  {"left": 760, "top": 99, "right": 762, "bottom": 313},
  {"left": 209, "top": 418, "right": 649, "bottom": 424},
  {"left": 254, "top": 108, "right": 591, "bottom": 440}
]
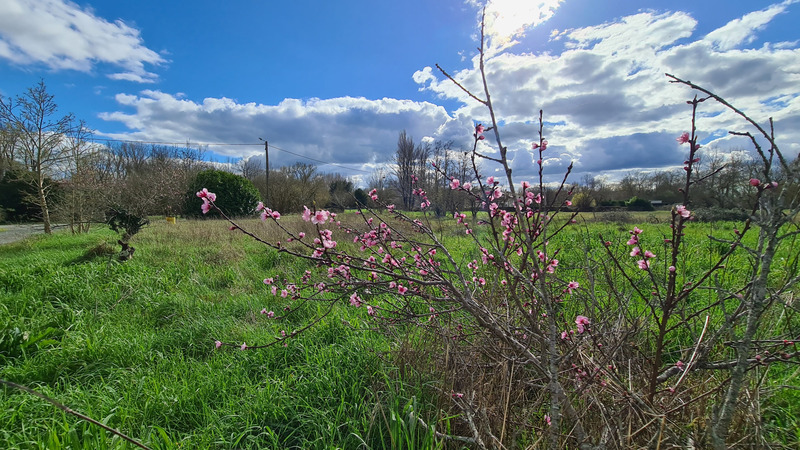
[{"left": 38, "top": 183, "right": 51, "bottom": 234}]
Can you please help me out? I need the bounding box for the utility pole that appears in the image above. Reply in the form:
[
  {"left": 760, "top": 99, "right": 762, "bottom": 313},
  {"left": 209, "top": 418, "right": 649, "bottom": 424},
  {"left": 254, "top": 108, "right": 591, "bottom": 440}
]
[{"left": 261, "top": 138, "right": 269, "bottom": 206}]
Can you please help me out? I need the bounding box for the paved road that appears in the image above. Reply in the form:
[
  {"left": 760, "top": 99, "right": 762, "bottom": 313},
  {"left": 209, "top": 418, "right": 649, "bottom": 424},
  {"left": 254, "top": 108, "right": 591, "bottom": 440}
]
[{"left": 0, "top": 223, "right": 68, "bottom": 245}]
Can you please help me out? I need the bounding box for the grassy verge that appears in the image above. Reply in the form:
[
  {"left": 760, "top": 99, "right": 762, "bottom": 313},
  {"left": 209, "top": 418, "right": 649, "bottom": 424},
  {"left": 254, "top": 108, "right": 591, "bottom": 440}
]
[
  {"left": 1, "top": 213, "right": 797, "bottom": 447},
  {"left": 0, "top": 220, "right": 441, "bottom": 449}
]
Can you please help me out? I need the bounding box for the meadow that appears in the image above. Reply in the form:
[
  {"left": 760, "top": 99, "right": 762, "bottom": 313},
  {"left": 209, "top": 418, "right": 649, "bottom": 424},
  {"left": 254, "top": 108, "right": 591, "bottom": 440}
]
[{"left": 1, "top": 212, "right": 797, "bottom": 448}]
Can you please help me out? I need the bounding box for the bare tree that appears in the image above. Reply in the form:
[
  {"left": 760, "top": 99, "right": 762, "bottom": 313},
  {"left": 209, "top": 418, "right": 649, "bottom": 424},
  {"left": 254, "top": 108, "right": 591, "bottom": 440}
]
[
  {"left": 57, "top": 119, "right": 101, "bottom": 233},
  {"left": 267, "top": 162, "right": 329, "bottom": 213},
  {"left": 237, "top": 155, "right": 264, "bottom": 182},
  {"left": 392, "top": 131, "right": 430, "bottom": 210},
  {"left": 0, "top": 80, "right": 76, "bottom": 233}
]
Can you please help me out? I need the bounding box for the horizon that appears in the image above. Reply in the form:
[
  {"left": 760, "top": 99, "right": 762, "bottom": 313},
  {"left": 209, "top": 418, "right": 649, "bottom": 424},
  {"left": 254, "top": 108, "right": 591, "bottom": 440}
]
[{"left": 1, "top": 0, "right": 799, "bottom": 186}]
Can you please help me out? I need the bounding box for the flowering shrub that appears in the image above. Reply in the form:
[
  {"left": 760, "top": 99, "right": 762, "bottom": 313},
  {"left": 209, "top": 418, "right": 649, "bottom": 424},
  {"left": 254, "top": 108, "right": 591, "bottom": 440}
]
[{"left": 200, "top": 20, "right": 799, "bottom": 450}]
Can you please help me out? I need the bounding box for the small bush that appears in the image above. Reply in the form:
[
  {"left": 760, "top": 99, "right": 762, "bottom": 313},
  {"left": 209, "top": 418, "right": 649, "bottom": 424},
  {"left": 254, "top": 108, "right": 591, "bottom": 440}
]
[
  {"left": 625, "top": 196, "right": 655, "bottom": 211},
  {"left": 185, "top": 170, "right": 260, "bottom": 218}
]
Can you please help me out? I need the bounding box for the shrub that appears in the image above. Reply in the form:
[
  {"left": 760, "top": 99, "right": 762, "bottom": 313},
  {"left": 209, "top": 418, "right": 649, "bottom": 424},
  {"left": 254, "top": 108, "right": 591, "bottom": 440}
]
[
  {"left": 185, "top": 170, "right": 260, "bottom": 218},
  {"left": 625, "top": 196, "right": 654, "bottom": 211}
]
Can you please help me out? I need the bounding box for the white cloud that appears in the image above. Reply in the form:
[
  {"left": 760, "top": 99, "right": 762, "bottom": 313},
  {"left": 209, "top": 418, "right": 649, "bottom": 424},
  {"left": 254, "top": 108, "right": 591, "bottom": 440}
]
[
  {"left": 98, "top": 92, "right": 469, "bottom": 176},
  {"left": 0, "top": 0, "right": 164, "bottom": 82},
  {"left": 416, "top": 5, "right": 800, "bottom": 182},
  {"left": 95, "top": 2, "right": 800, "bottom": 184},
  {"left": 704, "top": 0, "right": 798, "bottom": 51}
]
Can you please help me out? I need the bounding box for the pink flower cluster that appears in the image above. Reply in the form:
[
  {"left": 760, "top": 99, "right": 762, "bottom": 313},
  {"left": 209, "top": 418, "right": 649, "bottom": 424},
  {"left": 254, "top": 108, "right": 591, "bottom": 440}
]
[
  {"left": 196, "top": 188, "right": 217, "bottom": 214},
  {"left": 627, "top": 226, "right": 655, "bottom": 270},
  {"left": 531, "top": 140, "right": 548, "bottom": 151},
  {"left": 256, "top": 202, "right": 281, "bottom": 220},
  {"left": 475, "top": 123, "right": 485, "bottom": 140}
]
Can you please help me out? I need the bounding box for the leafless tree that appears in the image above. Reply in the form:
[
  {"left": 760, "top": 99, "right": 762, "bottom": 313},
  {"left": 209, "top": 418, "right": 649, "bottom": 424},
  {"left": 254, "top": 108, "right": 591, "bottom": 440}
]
[
  {"left": 392, "top": 130, "right": 430, "bottom": 210},
  {"left": 0, "top": 80, "right": 76, "bottom": 233}
]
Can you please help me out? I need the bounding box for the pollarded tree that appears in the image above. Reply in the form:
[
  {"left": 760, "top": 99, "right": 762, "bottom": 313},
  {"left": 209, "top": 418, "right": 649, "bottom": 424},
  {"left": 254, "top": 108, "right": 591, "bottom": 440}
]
[{"left": 0, "top": 80, "right": 76, "bottom": 233}]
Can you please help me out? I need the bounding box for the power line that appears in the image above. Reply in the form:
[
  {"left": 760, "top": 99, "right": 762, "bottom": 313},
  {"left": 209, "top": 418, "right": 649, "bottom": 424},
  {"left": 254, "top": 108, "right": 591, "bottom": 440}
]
[
  {"left": 87, "top": 137, "right": 259, "bottom": 146},
  {"left": 87, "top": 137, "right": 373, "bottom": 174},
  {"left": 268, "top": 144, "right": 372, "bottom": 173}
]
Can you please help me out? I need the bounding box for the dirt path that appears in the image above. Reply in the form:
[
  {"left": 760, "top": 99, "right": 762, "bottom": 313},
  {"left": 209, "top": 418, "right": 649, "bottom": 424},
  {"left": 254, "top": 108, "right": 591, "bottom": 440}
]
[{"left": 0, "top": 223, "right": 68, "bottom": 245}]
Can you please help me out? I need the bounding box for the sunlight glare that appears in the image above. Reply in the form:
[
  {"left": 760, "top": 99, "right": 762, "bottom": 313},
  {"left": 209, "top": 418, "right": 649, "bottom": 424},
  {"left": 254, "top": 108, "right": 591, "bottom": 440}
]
[{"left": 483, "top": 0, "right": 565, "bottom": 52}]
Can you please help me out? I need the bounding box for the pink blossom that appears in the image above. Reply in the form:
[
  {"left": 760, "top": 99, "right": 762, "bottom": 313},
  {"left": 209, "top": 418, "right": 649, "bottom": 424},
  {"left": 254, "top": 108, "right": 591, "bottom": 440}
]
[
  {"left": 637, "top": 259, "right": 651, "bottom": 270},
  {"left": 626, "top": 236, "right": 638, "bottom": 246},
  {"left": 215, "top": 340, "right": 222, "bottom": 349},
  {"left": 260, "top": 308, "right": 268, "bottom": 314},
  {"left": 565, "top": 200, "right": 572, "bottom": 206},
  {"left": 349, "top": 292, "right": 361, "bottom": 307},
  {"left": 196, "top": 188, "right": 216, "bottom": 202},
  {"left": 669, "top": 265, "right": 676, "bottom": 273},
  {"left": 398, "top": 285, "right": 408, "bottom": 295},
  {"left": 532, "top": 140, "right": 548, "bottom": 151},
  {"left": 644, "top": 250, "right": 656, "bottom": 259},
  {"left": 367, "top": 305, "right": 375, "bottom": 316},
  {"left": 256, "top": 201, "right": 265, "bottom": 211},
  {"left": 487, "top": 176, "right": 495, "bottom": 185},
  {"left": 675, "top": 205, "right": 691, "bottom": 218},
  {"left": 449, "top": 179, "right": 460, "bottom": 190},
  {"left": 630, "top": 247, "right": 641, "bottom": 257},
  {"left": 544, "top": 415, "right": 551, "bottom": 426},
  {"left": 298, "top": 232, "right": 306, "bottom": 239},
  {"left": 749, "top": 178, "right": 760, "bottom": 187},
  {"left": 475, "top": 124, "right": 486, "bottom": 140},
  {"left": 676, "top": 360, "right": 685, "bottom": 370},
  {"left": 201, "top": 200, "right": 212, "bottom": 214},
  {"left": 632, "top": 226, "right": 643, "bottom": 235},
  {"left": 312, "top": 210, "right": 329, "bottom": 225},
  {"left": 240, "top": 343, "right": 247, "bottom": 350},
  {"left": 567, "top": 281, "right": 579, "bottom": 293},
  {"left": 676, "top": 132, "right": 690, "bottom": 144},
  {"left": 302, "top": 206, "right": 312, "bottom": 221},
  {"left": 369, "top": 188, "right": 378, "bottom": 201},
  {"left": 268, "top": 311, "right": 275, "bottom": 318},
  {"left": 575, "top": 315, "right": 590, "bottom": 333}
]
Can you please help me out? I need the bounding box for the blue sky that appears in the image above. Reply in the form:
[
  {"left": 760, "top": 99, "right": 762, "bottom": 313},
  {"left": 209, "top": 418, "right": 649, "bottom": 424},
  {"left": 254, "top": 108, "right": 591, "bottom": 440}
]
[{"left": 1, "top": 0, "right": 799, "bottom": 185}]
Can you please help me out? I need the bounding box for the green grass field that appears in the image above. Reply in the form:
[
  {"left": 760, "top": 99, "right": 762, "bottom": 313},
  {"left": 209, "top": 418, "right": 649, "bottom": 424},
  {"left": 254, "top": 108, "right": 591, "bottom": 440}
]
[
  {"left": 1, "top": 212, "right": 797, "bottom": 448},
  {"left": 0, "top": 219, "right": 450, "bottom": 449}
]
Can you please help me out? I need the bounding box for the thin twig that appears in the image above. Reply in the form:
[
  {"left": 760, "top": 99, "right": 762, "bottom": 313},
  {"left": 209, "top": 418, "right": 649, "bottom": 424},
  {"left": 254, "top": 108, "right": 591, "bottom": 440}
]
[{"left": 0, "top": 379, "right": 152, "bottom": 450}]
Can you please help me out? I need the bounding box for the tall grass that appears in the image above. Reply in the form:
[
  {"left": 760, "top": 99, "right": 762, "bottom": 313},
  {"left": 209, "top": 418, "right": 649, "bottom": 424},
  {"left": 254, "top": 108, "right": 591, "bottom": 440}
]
[
  {"left": 1, "top": 215, "right": 797, "bottom": 447},
  {"left": 0, "top": 221, "right": 440, "bottom": 449}
]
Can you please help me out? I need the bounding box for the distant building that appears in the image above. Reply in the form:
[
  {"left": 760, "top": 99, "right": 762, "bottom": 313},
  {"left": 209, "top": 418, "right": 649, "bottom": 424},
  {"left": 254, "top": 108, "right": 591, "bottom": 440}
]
[{"left": 650, "top": 200, "right": 663, "bottom": 207}]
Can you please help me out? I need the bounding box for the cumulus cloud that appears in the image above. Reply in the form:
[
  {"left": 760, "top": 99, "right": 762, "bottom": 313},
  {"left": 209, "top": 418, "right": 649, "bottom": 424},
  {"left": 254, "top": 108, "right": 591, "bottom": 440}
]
[
  {"left": 95, "top": 1, "right": 799, "bottom": 184},
  {"left": 704, "top": 0, "right": 798, "bottom": 51},
  {"left": 0, "top": 0, "right": 164, "bottom": 82},
  {"left": 415, "top": 3, "right": 800, "bottom": 182},
  {"left": 98, "top": 92, "right": 469, "bottom": 176}
]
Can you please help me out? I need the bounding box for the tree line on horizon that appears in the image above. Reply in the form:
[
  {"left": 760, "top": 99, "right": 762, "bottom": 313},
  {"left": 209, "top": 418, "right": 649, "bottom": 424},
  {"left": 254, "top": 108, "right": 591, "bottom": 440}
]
[{"left": 1, "top": 81, "right": 777, "bottom": 233}]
